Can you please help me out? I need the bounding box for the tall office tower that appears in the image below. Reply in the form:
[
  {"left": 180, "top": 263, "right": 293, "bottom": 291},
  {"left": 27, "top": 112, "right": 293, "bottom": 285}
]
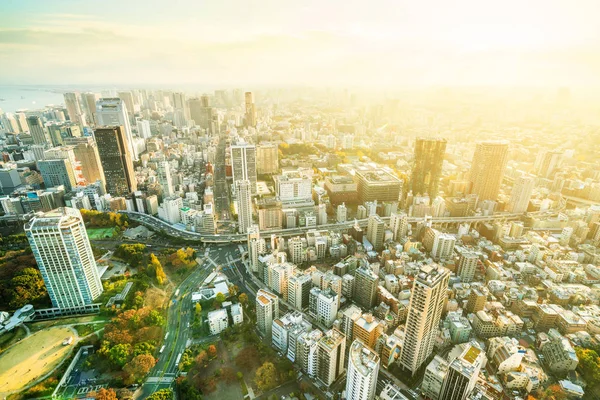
[
  {"left": 431, "top": 233, "right": 456, "bottom": 260},
  {"left": 317, "top": 328, "right": 346, "bottom": 387},
  {"left": 507, "top": 175, "right": 535, "bottom": 213},
  {"left": 457, "top": 252, "right": 479, "bottom": 283},
  {"left": 288, "top": 236, "right": 304, "bottom": 264},
  {"left": 64, "top": 92, "right": 85, "bottom": 126},
  {"left": 117, "top": 91, "right": 135, "bottom": 118},
  {"left": 400, "top": 264, "right": 450, "bottom": 375},
  {"left": 248, "top": 225, "right": 261, "bottom": 273},
  {"left": 309, "top": 287, "right": 339, "bottom": 327},
  {"left": 390, "top": 212, "right": 409, "bottom": 241},
  {"left": 231, "top": 143, "right": 257, "bottom": 195},
  {"left": 468, "top": 141, "right": 509, "bottom": 201},
  {"left": 136, "top": 119, "right": 152, "bottom": 139},
  {"left": 345, "top": 340, "right": 380, "bottom": 400},
  {"left": 367, "top": 214, "right": 385, "bottom": 251},
  {"left": 256, "top": 289, "right": 279, "bottom": 339},
  {"left": 187, "top": 97, "right": 203, "bottom": 126},
  {"left": 157, "top": 161, "right": 174, "bottom": 197},
  {"left": 245, "top": 91, "right": 257, "bottom": 127},
  {"left": 25, "top": 208, "right": 103, "bottom": 311},
  {"left": 96, "top": 98, "right": 137, "bottom": 160},
  {"left": 288, "top": 273, "right": 312, "bottom": 310},
  {"left": 439, "top": 344, "right": 485, "bottom": 400},
  {"left": 337, "top": 203, "right": 347, "bottom": 223},
  {"left": 64, "top": 136, "right": 106, "bottom": 188},
  {"left": 94, "top": 126, "right": 137, "bottom": 196},
  {"left": 82, "top": 92, "right": 99, "bottom": 125},
  {"left": 38, "top": 159, "right": 76, "bottom": 191},
  {"left": 26, "top": 116, "right": 50, "bottom": 145},
  {"left": 256, "top": 144, "right": 279, "bottom": 174},
  {"left": 411, "top": 138, "right": 447, "bottom": 198},
  {"left": 236, "top": 180, "right": 253, "bottom": 234},
  {"left": 15, "top": 112, "right": 28, "bottom": 133},
  {"left": 534, "top": 149, "right": 562, "bottom": 179},
  {"left": 354, "top": 266, "right": 379, "bottom": 309}
]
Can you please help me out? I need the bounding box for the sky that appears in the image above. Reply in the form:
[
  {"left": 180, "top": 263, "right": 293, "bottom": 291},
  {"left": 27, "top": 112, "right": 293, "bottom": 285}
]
[{"left": 1, "top": 0, "right": 600, "bottom": 87}]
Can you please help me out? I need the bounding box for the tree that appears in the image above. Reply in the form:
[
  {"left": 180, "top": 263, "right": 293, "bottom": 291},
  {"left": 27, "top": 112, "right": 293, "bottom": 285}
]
[
  {"left": 145, "top": 309, "right": 165, "bottom": 327},
  {"left": 195, "top": 350, "right": 208, "bottom": 366},
  {"left": 95, "top": 388, "right": 118, "bottom": 400},
  {"left": 194, "top": 302, "right": 202, "bottom": 316},
  {"left": 215, "top": 292, "right": 226, "bottom": 304},
  {"left": 228, "top": 285, "right": 238, "bottom": 297},
  {"left": 116, "top": 388, "right": 133, "bottom": 400},
  {"left": 207, "top": 344, "right": 217, "bottom": 358},
  {"left": 109, "top": 343, "right": 133, "bottom": 367},
  {"left": 147, "top": 389, "right": 173, "bottom": 400},
  {"left": 238, "top": 293, "right": 248, "bottom": 306},
  {"left": 255, "top": 362, "right": 278, "bottom": 392},
  {"left": 133, "top": 341, "right": 156, "bottom": 357},
  {"left": 148, "top": 254, "right": 167, "bottom": 285},
  {"left": 124, "top": 354, "right": 156, "bottom": 384},
  {"left": 8, "top": 267, "right": 48, "bottom": 308}
]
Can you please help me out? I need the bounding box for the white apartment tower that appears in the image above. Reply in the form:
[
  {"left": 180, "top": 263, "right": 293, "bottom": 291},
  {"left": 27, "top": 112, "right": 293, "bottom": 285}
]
[
  {"left": 248, "top": 225, "right": 261, "bottom": 273},
  {"left": 25, "top": 208, "right": 103, "bottom": 312},
  {"left": 457, "top": 252, "right": 479, "bottom": 283},
  {"left": 157, "top": 161, "right": 174, "bottom": 197},
  {"left": 507, "top": 175, "right": 535, "bottom": 213},
  {"left": 390, "top": 212, "right": 409, "bottom": 241},
  {"left": 231, "top": 143, "right": 257, "bottom": 195},
  {"left": 345, "top": 339, "right": 380, "bottom": 400},
  {"left": 400, "top": 264, "right": 450, "bottom": 375},
  {"left": 431, "top": 233, "right": 456, "bottom": 260},
  {"left": 256, "top": 289, "right": 279, "bottom": 339},
  {"left": 236, "top": 180, "right": 253, "bottom": 234},
  {"left": 337, "top": 203, "right": 347, "bottom": 223}
]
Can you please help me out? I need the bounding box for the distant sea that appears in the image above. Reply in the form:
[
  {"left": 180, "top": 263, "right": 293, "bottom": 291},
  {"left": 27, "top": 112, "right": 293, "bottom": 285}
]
[{"left": 0, "top": 85, "right": 66, "bottom": 113}]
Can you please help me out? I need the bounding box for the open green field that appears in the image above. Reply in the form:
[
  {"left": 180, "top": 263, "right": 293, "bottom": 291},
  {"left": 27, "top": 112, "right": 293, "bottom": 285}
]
[
  {"left": 0, "top": 327, "right": 73, "bottom": 398},
  {"left": 86, "top": 227, "right": 116, "bottom": 239}
]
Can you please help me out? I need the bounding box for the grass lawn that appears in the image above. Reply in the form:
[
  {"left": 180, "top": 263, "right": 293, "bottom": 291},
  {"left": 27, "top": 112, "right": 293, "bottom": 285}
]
[
  {"left": 0, "top": 326, "right": 27, "bottom": 354},
  {"left": 0, "top": 327, "right": 73, "bottom": 398},
  {"left": 74, "top": 322, "right": 106, "bottom": 337},
  {"left": 29, "top": 315, "right": 106, "bottom": 333},
  {"left": 86, "top": 227, "right": 117, "bottom": 239}
]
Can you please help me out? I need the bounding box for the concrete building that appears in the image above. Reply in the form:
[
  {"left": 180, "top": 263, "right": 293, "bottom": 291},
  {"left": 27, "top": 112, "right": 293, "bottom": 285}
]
[
  {"left": 248, "top": 225, "right": 261, "bottom": 273},
  {"left": 457, "top": 253, "right": 479, "bottom": 283},
  {"left": 26, "top": 116, "right": 50, "bottom": 145},
  {"left": 390, "top": 212, "right": 409, "bottom": 241},
  {"left": 469, "top": 141, "right": 509, "bottom": 201},
  {"left": 355, "top": 166, "right": 402, "bottom": 204},
  {"left": 256, "top": 143, "right": 278, "bottom": 174},
  {"left": 25, "top": 208, "right": 103, "bottom": 313},
  {"left": 507, "top": 175, "right": 535, "bottom": 213},
  {"left": 64, "top": 136, "right": 106, "bottom": 187},
  {"left": 400, "top": 264, "right": 450, "bottom": 375},
  {"left": 542, "top": 329, "right": 578, "bottom": 375},
  {"left": 412, "top": 138, "right": 447, "bottom": 198},
  {"left": 345, "top": 339, "right": 380, "bottom": 400},
  {"left": 95, "top": 126, "right": 137, "bottom": 196},
  {"left": 317, "top": 328, "right": 346, "bottom": 386},
  {"left": 367, "top": 214, "right": 385, "bottom": 251},
  {"left": 208, "top": 309, "right": 228, "bottom": 335},
  {"left": 439, "top": 344, "right": 485, "bottom": 400},
  {"left": 288, "top": 273, "right": 312, "bottom": 310},
  {"left": 96, "top": 98, "right": 137, "bottom": 160},
  {"left": 256, "top": 289, "right": 279, "bottom": 339},
  {"left": 231, "top": 143, "right": 257, "bottom": 195},
  {"left": 309, "top": 287, "right": 339, "bottom": 327},
  {"left": 354, "top": 266, "right": 379, "bottom": 309},
  {"left": 38, "top": 159, "right": 76, "bottom": 191},
  {"left": 157, "top": 161, "right": 174, "bottom": 197},
  {"left": 236, "top": 180, "right": 253, "bottom": 234}
]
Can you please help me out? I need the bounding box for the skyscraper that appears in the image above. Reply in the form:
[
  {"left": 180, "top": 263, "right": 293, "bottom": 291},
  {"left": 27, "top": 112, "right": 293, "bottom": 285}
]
[
  {"left": 390, "top": 212, "right": 408, "bottom": 241},
  {"left": 38, "top": 159, "right": 76, "bottom": 191},
  {"left": 64, "top": 136, "right": 106, "bottom": 187},
  {"left": 248, "top": 225, "right": 261, "bottom": 273},
  {"left": 157, "top": 161, "right": 174, "bottom": 197},
  {"left": 345, "top": 339, "right": 380, "bottom": 400},
  {"left": 469, "top": 141, "right": 509, "bottom": 201},
  {"left": 317, "top": 328, "right": 346, "bottom": 387},
  {"left": 256, "top": 143, "right": 279, "bottom": 175},
  {"left": 534, "top": 150, "right": 562, "bottom": 179},
  {"left": 64, "top": 92, "right": 85, "bottom": 126},
  {"left": 411, "top": 138, "right": 447, "bottom": 198},
  {"left": 367, "top": 214, "right": 385, "bottom": 251},
  {"left": 354, "top": 266, "right": 379, "bottom": 309},
  {"left": 82, "top": 92, "right": 99, "bottom": 125},
  {"left": 400, "top": 264, "right": 450, "bottom": 375},
  {"left": 245, "top": 91, "right": 257, "bottom": 127},
  {"left": 439, "top": 344, "right": 485, "bottom": 400},
  {"left": 94, "top": 126, "right": 137, "bottom": 196},
  {"left": 25, "top": 208, "right": 103, "bottom": 312},
  {"left": 236, "top": 180, "right": 253, "bottom": 234},
  {"left": 507, "top": 175, "right": 535, "bottom": 213},
  {"left": 117, "top": 91, "right": 135, "bottom": 117},
  {"left": 26, "top": 116, "right": 50, "bottom": 145},
  {"left": 96, "top": 98, "right": 137, "bottom": 160},
  {"left": 256, "top": 289, "right": 279, "bottom": 339},
  {"left": 231, "top": 143, "right": 257, "bottom": 195}
]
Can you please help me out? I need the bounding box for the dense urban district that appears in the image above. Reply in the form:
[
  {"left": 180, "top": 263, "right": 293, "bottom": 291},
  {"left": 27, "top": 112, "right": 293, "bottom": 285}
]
[{"left": 0, "top": 88, "right": 600, "bottom": 400}]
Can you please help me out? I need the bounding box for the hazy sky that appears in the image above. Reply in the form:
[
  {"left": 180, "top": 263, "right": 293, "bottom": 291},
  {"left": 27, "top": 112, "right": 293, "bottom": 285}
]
[{"left": 1, "top": 0, "right": 600, "bottom": 87}]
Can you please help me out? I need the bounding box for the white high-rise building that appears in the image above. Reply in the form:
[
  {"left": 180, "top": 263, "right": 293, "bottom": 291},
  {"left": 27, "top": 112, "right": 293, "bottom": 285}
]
[
  {"left": 431, "top": 233, "right": 456, "bottom": 260},
  {"left": 96, "top": 98, "right": 137, "bottom": 160},
  {"left": 439, "top": 344, "right": 485, "bottom": 400},
  {"left": 400, "top": 264, "right": 450, "bottom": 375},
  {"left": 317, "top": 203, "right": 328, "bottom": 225},
  {"left": 136, "top": 119, "right": 152, "bottom": 139},
  {"left": 309, "top": 287, "right": 339, "bottom": 327},
  {"left": 231, "top": 143, "right": 257, "bottom": 195},
  {"left": 256, "top": 289, "right": 279, "bottom": 339},
  {"left": 337, "top": 203, "right": 347, "bottom": 223},
  {"left": 288, "top": 273, "right": 312, "bottom": 310},
  {"left": 158, "top": 196, "right": 183, "bottom": 224},
  {"left": 248, "top": 225, "right": 261, "bottom": 273},
  {"left": 457, "top": 252, "right": 479, "bottom": 283},
  {"left": 367, "top": 214, "right": 385, "bottom": 251},
  {"left": 345, "top": 339, "right": 380, "bottom": 400},
  {"left": 288, "top": 236, "right": 304, "bottom": 265},
  {"left": 64, "top": 92, "right": 85, "bottom": 126},
  {"left": 157, "top": 161, "right": 174, "bottom": 197},
  {"left": 25, "top": 208, "right": 103, "bottom": 312},
  {"left": 390, "top": 212, "right": 408, "bottom": 241},
  {"left": 507, "top": 175, "right": 535, "bottom": 213},
  {"left": 236, "top": 180, "right": 253, "bottom": 234}
]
